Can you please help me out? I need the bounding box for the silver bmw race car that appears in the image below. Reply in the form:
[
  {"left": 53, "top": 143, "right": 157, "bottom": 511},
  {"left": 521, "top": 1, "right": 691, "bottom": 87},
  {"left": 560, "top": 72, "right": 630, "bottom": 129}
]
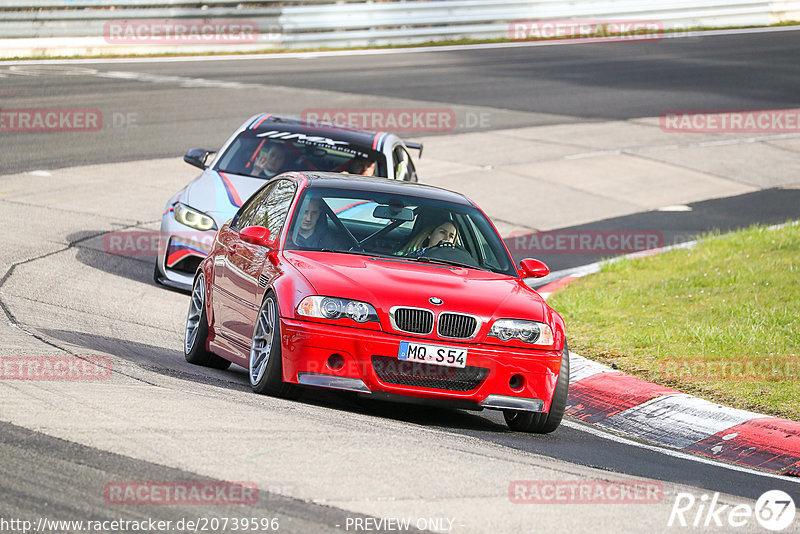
[{"left": 155, "top": 113, "right": 422, "bottom": 291}]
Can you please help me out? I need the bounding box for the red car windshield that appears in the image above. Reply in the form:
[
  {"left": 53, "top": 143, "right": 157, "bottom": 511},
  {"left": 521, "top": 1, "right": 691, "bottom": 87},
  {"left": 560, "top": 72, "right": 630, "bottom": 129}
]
[{"left": 285, "top": 188, "right": 516, "bottom": 276}]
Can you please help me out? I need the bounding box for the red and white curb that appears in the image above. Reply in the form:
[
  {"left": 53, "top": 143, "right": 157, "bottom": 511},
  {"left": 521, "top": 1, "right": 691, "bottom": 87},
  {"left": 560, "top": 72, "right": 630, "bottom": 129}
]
[
  {"left": 565, "top": 355, "right": 800, "bottom": 476},
  {"left": 534, "top": 239, "right": 800, "bottom": 476}
]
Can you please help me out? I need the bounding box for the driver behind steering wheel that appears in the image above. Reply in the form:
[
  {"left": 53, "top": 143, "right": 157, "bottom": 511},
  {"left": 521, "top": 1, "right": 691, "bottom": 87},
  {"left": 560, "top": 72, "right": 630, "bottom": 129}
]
[{"left": 401, "top": 221, "right": 458, "bottom": 258}]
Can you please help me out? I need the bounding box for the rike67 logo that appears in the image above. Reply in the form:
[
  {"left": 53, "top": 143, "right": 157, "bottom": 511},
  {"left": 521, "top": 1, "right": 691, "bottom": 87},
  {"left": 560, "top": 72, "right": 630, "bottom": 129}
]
[{"left": 669, "top": 490, "right": 796, "bottom": 531}]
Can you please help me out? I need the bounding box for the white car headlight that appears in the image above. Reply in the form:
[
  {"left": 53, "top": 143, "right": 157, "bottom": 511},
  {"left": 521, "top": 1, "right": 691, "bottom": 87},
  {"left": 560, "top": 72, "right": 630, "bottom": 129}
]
[
  {"left": 297, "top": 296, "right": 379, "bottom": 324},
  {"left": 489, "top": 319, "right": 554, "bottom": 346},
  {"left": 174, "top": 203, "right": 217, "bottom": 231}
]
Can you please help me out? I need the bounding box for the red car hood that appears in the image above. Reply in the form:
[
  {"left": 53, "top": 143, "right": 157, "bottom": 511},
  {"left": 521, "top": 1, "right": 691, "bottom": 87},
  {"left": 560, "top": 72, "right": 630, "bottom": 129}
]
[{"left": 283, "top": 251, "right": 547, "bottom": 323}]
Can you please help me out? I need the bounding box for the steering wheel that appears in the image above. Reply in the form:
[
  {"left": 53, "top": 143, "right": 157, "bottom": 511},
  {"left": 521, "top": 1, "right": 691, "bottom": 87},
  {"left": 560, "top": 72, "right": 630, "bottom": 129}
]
[{"left": 420, "top": 241, "right": 478, "bottom": 266}]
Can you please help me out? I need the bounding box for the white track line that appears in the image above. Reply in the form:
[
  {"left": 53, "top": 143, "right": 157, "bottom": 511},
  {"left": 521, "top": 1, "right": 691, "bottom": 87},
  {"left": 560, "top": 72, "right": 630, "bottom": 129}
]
[{"left": 563, "top": 420, "right": 800, "bottom": 484}]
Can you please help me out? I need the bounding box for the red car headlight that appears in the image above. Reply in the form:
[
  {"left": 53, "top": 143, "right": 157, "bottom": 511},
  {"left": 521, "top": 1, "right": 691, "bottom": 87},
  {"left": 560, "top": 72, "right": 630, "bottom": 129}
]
[
  {"left": 489, "top": 319, "right": 554, "bottom": 346},
  {"left": 297, "top": 296, "right": 379, "bottom": 324}
]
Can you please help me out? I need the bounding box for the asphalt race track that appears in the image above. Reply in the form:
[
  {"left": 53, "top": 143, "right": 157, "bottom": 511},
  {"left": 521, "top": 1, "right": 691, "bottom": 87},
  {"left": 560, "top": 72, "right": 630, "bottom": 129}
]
[
  {"left": 1, "top": 29, "right": 800, "bottom": 533},
  {"left": 3, "top": 29, "right": 800, "bottom": 174}
]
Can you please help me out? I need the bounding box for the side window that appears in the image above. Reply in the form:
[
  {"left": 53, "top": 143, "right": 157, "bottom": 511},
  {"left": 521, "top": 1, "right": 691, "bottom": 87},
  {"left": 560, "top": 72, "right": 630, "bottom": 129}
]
[
  {"left": 231, "top": 181, "right": 277, "bottom": 230},
  {"left": 471, "top": 214, "right": 506, "bottom": 271},
  {"left": 392, "top": 146, "right": 417, "bottom": 182},
  {"left": 248, "top": 180, "right": 297, "bottom": 236}
]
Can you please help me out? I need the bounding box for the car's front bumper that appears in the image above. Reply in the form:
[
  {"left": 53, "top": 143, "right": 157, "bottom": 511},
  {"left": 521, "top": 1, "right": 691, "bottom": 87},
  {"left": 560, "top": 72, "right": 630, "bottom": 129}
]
[
  {"left": 280, "top": 317, "right": 563, "bottom": 413},
  {"left": 155, "top": 213, "right": 216, "bottom": 291}
]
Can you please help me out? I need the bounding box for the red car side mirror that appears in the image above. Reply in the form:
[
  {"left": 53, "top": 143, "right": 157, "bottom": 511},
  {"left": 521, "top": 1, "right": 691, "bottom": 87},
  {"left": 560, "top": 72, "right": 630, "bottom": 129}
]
[
  {"left": 240, "top": 226, "right": 277, "bottom": 249},
  {"left": 519, "top": 258, "right": 550, "bottom": 278}
]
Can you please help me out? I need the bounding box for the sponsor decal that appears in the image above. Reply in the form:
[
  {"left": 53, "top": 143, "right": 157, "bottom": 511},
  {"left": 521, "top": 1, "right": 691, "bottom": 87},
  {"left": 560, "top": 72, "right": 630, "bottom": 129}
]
[{"left": 256, "top": 130, "right": 350, "bottom": 147}]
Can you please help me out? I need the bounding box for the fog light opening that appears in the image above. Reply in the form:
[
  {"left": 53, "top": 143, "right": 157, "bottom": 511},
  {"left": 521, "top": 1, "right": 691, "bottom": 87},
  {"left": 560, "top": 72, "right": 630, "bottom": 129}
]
[
  {"left": 327, "top": 353, "right": 345, "bottom": 370},
  {"left": 509, "top": 374, "right": 525, "bottom": 390}
]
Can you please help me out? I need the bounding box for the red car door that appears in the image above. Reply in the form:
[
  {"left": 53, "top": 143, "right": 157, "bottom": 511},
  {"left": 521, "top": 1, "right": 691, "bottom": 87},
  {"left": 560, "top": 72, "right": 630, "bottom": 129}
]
[
  {"left": 211, "top": 181, "right": 277, "bottom": 350},
  {"left": 214, "top": 180, "right": 297, "bottom": 352}
]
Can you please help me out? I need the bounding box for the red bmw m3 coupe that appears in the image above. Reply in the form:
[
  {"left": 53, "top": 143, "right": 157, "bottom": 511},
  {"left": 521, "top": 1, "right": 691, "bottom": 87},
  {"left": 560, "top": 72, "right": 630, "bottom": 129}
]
[{"left": 184, "top": 172, "right": 569, "bottom": 433}]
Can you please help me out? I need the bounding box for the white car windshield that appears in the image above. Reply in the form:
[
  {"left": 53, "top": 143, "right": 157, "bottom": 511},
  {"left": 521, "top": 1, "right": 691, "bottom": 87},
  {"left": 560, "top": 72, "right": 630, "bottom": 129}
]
[{"left": 215, "top": 132, "right": 385, "bottom": 179}]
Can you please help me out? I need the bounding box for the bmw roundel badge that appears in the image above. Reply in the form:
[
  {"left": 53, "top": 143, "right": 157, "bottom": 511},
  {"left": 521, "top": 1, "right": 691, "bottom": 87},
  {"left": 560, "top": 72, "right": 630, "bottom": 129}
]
[{"left": 429, "top": 297, "right": 443, "bottom": 305}]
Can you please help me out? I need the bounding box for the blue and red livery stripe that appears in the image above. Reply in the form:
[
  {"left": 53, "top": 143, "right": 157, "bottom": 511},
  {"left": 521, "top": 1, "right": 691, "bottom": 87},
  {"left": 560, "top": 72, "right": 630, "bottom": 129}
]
[
  {"left": 249, "top": 113, "right": 273, "bottom": 130},
  {"left": 166, "top": 241, "right": 208, "bottom": 268},
  {"left": 372, "top": 131, "right": 388, "bottom": 151},
  {"left": 218, "top": 171, "right": 243, "bottom": 208}
]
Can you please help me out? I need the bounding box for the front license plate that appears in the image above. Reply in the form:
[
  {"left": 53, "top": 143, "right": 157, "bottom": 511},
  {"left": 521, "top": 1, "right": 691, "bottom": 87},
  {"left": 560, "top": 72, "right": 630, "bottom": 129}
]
[{"left": 398, "top": 341, "right": 467, "bottom": 368}]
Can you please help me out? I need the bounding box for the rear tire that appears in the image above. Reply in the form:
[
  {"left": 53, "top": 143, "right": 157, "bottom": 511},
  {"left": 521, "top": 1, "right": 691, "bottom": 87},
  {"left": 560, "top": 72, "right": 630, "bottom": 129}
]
[
  {"left": 249, "top": 292, "right": 298, "bottom": 399},
  {"left": 504, "top": 342, "right": 569, "bottom": 434},
  {"left": 184, "top": 273, "right": 231, "bottom": 370}
]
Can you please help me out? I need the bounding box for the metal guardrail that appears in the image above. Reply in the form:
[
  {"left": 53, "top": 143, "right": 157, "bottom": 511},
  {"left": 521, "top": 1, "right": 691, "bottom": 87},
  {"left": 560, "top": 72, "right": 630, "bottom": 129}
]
[
  {"left": 0, "top": 0, "right": 349, "bottom": 7},
  {"left": 0, "top": 0, "right": 799, "bottom": 58}
]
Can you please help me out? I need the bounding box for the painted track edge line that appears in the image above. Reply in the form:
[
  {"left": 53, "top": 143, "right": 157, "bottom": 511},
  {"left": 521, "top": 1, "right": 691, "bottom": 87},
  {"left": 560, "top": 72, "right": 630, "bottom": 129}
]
[
  {"left": 562, "top": 419, "right": 800, "bottom": 484},
  {"left": 3, "top": 25, "right": 800, "bottom": 66}
]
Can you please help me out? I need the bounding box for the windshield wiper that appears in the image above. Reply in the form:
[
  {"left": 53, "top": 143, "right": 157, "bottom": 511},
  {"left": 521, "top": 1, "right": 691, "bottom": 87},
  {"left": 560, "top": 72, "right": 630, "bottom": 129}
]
[
  {"left": 217, "top": 168, "right": 263, "bottom": 179},
  {"left": 318, "top": 248, "right": 377, "bottom": 257},
  {"left": 318, "top": 249, "right": 406, "bottom": 261},
  {"left": 412, "top": 256, "right": 479, "bottom": 270}
]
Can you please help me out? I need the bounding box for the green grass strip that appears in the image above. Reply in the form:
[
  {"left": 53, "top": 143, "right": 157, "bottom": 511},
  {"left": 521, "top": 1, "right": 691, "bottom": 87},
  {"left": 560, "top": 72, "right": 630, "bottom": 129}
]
[{"left": 549, "top": 221, "right": 800, "bottom": 420}]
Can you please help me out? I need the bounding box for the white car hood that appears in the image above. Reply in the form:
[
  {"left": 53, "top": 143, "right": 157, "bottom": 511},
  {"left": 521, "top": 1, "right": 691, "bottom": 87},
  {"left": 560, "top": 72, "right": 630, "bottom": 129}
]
[{"left": 179, "top": 169, "right": 268, "bottom": 225}]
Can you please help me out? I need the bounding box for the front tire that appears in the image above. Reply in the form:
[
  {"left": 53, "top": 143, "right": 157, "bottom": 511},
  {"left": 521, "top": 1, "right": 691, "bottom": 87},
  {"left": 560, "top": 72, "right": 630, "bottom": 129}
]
[
  {"left": 184, "top": 273, "right": 231, "bottom": 370},
  {"left": 249, "top": 292, "right": 298, "bottom": 398},
  {"left": 504, "top": 342, "right": 569, "bottom": 434}
]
